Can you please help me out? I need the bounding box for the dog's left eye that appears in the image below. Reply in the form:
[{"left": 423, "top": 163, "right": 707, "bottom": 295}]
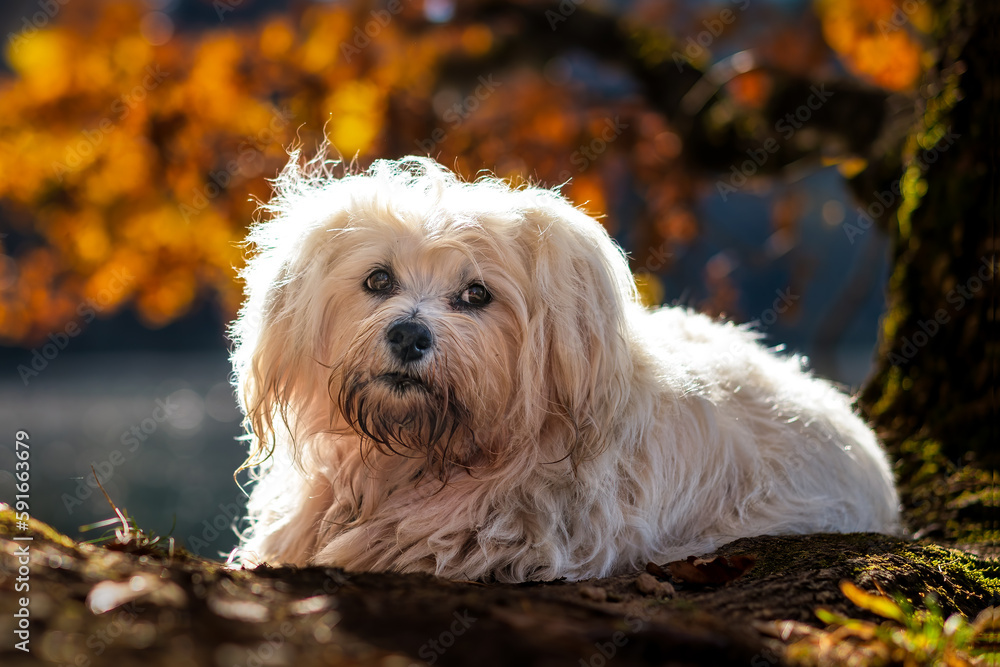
[
  {"left": 460, "top": 283, "right": 491, "bottom": 307},
  {"left": 365, "top": 269, "right": 394, "bottom": 293}
]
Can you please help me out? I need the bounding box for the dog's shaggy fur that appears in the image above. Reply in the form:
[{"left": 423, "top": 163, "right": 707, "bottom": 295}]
[{"left": 230, "top": 153, "right": 900, "bottom": 582}]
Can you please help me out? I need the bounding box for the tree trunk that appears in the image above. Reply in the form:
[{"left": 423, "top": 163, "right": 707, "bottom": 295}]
[{"left": 858, "top": 0, "right": 997, "bottom": 541}]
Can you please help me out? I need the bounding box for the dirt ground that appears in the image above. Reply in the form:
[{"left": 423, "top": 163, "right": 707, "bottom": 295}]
[{"left": 1, "top": 507, "right": 995, "bottom": 666}]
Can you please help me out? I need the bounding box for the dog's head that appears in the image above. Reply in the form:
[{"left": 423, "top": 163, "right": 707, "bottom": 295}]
[{"left": 231, "top": 154, "right": 638, "bottom": 479}]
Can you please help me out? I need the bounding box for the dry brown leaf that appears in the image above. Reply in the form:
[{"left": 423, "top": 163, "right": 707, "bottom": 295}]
[{"left": 665, "top": 554, "right": 756, "bottom": 586}]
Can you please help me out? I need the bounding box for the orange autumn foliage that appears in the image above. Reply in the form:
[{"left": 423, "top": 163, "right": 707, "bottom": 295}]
[
  {"left": 816, "top": 0, "right": 929, "bottom": 91},
  {"left": 0, "top": 2, "right": 701, "bottom": 344},
  {"left": 0, "top": 0, "right": 931, "bottom": 345}
]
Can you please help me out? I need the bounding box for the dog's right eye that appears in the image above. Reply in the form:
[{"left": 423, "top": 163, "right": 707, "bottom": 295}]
[{"left": 365, "top": 269, "right": 394, "bottom": 293}]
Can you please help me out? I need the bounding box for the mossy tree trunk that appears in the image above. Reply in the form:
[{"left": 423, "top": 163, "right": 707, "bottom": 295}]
[{"left": 858, "top": 0, "right": 997, "bottom": 540}]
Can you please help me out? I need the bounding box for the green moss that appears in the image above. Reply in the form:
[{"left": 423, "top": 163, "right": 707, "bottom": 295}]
[
  {"left": 857, "top": 543, "right": 999, "bottom": 606},
  {"left": 867, "top": 364, "right": 903, "bottom": 419},
  {"left": 0, "top": 504, "right": 80, "bottom": 552},
  {"left": 894, "top": 19, "right": 964, "bottom": 243},
  {"left": 726, "top": 533, "right": 903, "bottom": 581},
  {"left": 712, "top": 533, "right": 994, "bottom": 624},
  {"left": 891, "top": 437, "right": 994, "bottom": 545}
]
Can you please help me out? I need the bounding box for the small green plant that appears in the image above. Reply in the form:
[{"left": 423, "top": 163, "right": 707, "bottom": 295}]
[
  {"left": 78, "top": 466, "right": 177, "bottom": 558},
  {"left": 782, "top": 581, "right": 997, "bottom": 666}
]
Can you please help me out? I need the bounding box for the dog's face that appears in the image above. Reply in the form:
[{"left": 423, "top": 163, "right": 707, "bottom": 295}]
[
  {"left": 232, "top": 156, "right": 638, "bottom": 478},
  {"left": 323, "top": 218, "right": 528, "bottom": 473}
]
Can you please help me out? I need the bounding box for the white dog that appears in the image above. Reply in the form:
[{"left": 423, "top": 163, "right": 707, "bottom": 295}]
[{"left": 230, "top": 153, "right": 899, "bottom": 582}]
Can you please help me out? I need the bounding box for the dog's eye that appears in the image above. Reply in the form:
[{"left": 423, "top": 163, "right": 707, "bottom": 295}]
[
  {"left": 365, "top": 269, "right": 394, "bottom": 293},
  {"left": 460, "top": 283, "right": 491, "bottom": 307}
]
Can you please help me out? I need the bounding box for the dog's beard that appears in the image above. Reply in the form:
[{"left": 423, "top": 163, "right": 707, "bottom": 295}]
[{"left": 335, "top": 359, "right": 478, "bottom": 479}]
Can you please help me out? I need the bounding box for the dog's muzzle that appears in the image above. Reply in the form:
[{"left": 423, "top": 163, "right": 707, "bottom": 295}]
[{"left": 386, "top": 320, "right": 433, "bottom": 363}]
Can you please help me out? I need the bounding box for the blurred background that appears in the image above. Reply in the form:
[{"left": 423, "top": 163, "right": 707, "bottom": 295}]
[{"left": 0, "top": 0, "right": 930, "bottom": 557}]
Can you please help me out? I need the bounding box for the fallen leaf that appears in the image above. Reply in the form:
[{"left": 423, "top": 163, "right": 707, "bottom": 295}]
[
  {"left": 665, "top": 554, "right": 756, "bottom": 586},
  {"left": 644, "top": 561, "right": 668, "bottom": 578},
  {"left": 840, "top": 581, "right": 906, "bottom": 623}
]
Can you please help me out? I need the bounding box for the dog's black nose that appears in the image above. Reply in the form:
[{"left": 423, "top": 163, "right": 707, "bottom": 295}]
[{"left": 386, "top": 320, "right": 433, "bottom": 363}]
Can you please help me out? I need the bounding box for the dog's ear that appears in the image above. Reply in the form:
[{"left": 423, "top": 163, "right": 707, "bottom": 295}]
[
  {"left": 514, "top": 195, "right": 637, "bottom": 466},
  {"left": 230, "top": 257, "right": 304, "bottom": 468},
  {"left": 230, "top": 241, "right": 335, "bottom": 471}
]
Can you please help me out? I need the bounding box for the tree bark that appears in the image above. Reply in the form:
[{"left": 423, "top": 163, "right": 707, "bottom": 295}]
[{"left": 858, "top": 0, "right": 997, "bottom": 540}]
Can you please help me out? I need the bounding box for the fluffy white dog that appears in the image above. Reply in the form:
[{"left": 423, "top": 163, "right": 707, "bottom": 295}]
[{"left": 230, "top": 153, "right": 899, "bottom": 582}]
